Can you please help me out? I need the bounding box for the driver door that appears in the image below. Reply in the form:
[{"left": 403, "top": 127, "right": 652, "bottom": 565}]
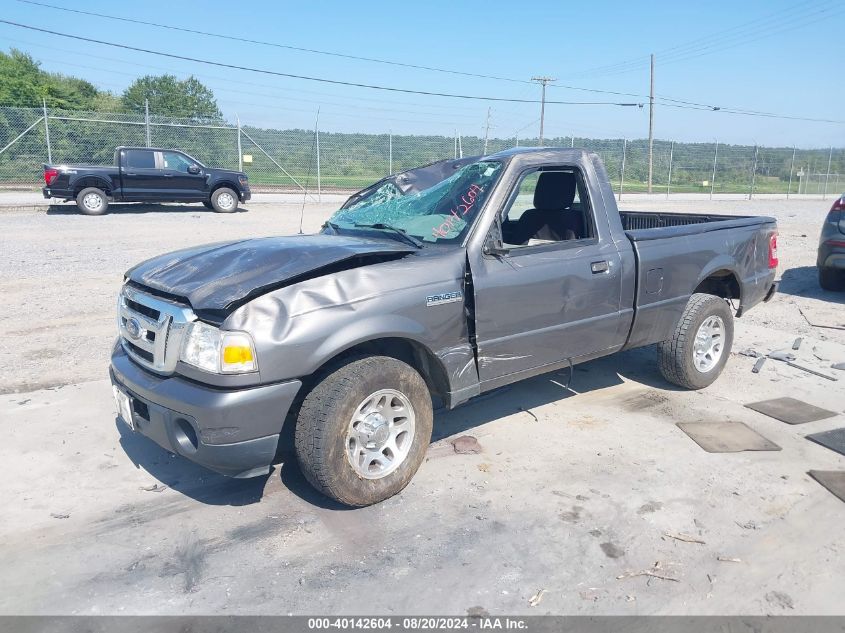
[
  {"left": 471, "top": 166, "right": 626, "bottom": 384},
  {"left": 160, "top": 151, "right": 206, "bottom": 200}
]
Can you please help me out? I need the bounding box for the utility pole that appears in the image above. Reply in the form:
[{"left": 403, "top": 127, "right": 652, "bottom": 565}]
[
  {"left": 314, "top": 108, "right": 321, "bottom": 203},
  {"left": 647, "top": 54, "right": 655, "bottom": 193},
  {"left": 531, "top": 76, "right": 555, "bottom": 146},
  {"left": 787, "top": 146, "right": 796, "bottom": 199},
  {"left": 144, "top": 98, "right": 151, "bottom": 147},
  {"left": 709, "top": 141, "right": 718, "bottom": 200},
  {"left": 483, "top": 107, "right": 491, "bottom": 155},
  {"left": 42, "top": 97, "right": 51, "bottom": 164},
  {"left": 823, "top": 146, "right": 833, "bottom": 199},
  {"left": 236, "top": 114, "right": 242, "bottom": 172}
]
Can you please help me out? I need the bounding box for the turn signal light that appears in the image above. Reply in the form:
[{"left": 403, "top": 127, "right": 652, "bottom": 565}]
[{"left": 222, "top": 346, "right": 254, "bottom": 365}]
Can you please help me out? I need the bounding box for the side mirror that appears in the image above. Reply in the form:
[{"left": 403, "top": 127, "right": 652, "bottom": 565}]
[
  {"left": 188, "top": 165, "right": 201, "bottom": 175},
  {"left": 483, "top": 218, "right": 510, "bottom": 256},
  {"left": 483, "top": 237, "right": 510, "bottom": 257}
]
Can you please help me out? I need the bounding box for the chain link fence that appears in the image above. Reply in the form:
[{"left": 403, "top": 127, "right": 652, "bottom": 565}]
[{"left": 1, "top": 105, "right": 842, "bottom": 197}]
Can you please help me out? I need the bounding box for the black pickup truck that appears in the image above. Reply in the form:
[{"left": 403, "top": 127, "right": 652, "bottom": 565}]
[
  {"left": 42, "top": 146, "right": 251, "bottom": 215},
  {"left": 110, "top": 148, "right": 779, "bottom": 506}
]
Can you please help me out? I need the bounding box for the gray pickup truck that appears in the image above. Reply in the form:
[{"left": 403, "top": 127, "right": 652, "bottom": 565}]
[{"left": 109, "top": 148, "right": 778, "bottom": 506}]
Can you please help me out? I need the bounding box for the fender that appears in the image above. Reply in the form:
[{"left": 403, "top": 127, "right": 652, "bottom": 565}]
[
  {"left": 70, "top": 174, "right": 113, "bottom": 195},
  {"left": 696, "top": 255, "right": 740, "bottom": 291}
]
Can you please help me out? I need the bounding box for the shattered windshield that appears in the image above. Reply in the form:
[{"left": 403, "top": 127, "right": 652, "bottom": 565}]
[{"left": 327, "top": 161, "right": 503, "bottom": 244}]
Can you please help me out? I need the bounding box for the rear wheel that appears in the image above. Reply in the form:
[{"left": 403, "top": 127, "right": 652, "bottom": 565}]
[
  {"left": 75, "top": 187, "right": 109, "bottom": 216},
  {"left": 658, "top": 293, "right": 734, "bottom": 390},
  {"left": 818, "top": 266, "right": 845, "bottom": 291},
  {"left": 210, "top": 187, "right": 238, "bottom": 213},
  {"left": 294, "top": 356, "right": 433, "bottom": 507}
]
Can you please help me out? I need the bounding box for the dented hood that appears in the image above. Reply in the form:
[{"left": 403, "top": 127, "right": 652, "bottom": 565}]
[{"left": 126, "top": 234, "right": 416, "bottom": 315}]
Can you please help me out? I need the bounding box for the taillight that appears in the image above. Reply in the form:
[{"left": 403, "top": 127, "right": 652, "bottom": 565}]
[
  {"left": 768, "top": 233, "right": 778, "bottom": 269},
  {"left": 832, "top": 197, "right": 845, "bottom": 212},
  {"left": 44, "top": 168, "right": 59, "bottom": 186}
]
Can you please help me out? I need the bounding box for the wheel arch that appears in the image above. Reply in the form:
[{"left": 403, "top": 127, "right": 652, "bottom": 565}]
[
  {"left": 303, "top": 336, "right": 451, "bottom": 409},
  {"left": 210, "top": 181, "right": 240, "bottom": 199},
  {"left": 72, "top": 176, "right": 112, "bottom": 196},
  {"left": 693, "top": 265, "right": 741, "bottom": 310}
]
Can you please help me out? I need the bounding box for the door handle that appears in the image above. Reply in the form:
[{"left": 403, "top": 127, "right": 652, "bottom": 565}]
[
  {"left": 163, "top": 173, "right": 173, "bottom": 177},
  {"left": 124, "top": 172, "right": 138, "bottom": 176},
  {"left": 591, "top": 260, "right": 610, "bottom": 274}
]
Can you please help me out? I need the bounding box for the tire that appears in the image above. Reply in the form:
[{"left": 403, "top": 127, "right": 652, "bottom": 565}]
[
  {"left": 294, "top": 356, "right": 433, "bottom": 507},
  {"left": 202, "top": 200, "right": 214, "bottom": 210},
  {"left": 818, "top": 266, "right": 845, "bottom": 291},
  {"left": 657, "top": 293, "right": 734, "bottom": 390},
  {"left": 75, "top": 187, "right": 109, "bottom": 216},
  {"left": 210, "top": 187, "right": 238, "bottom": 213}
]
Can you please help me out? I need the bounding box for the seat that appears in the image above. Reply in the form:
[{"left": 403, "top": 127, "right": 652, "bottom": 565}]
[{"left": 512, "top": 172, "right": 584, "bottom": 244}]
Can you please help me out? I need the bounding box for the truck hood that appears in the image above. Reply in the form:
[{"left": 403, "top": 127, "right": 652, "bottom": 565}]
[{"left": 126, "top": 234, "right": 416, "bottom": 316}]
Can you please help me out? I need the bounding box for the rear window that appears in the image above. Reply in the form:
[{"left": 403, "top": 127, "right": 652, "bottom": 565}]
[{"left": 124, "top": 150, "right": 155, "bottom": 169}]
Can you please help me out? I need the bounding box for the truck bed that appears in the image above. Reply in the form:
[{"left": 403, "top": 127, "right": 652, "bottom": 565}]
[
  {"left": 619, "top": 210, "right": 777, "bottom": 350},
  {"left": 620, "top": 210, "right": 772, "bottom": 241}
]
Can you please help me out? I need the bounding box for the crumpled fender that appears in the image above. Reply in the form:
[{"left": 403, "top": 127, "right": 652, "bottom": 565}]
[{"left": 223, "top": 250, "right": 478, "bottom": 395}]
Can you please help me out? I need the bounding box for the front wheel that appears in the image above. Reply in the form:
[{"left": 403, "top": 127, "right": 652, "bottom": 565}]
[
  {"left": 657, "top": 293, "right": 734, "bottom": 390},
  {"left": 76, "top": 187, "right": 109, "bottom": 215},
  {"left": 210, "top": 187, "right": 238, "bottom": 213},
  {"left": 294, "top": 356, "right": 433, "bottom": 507}
]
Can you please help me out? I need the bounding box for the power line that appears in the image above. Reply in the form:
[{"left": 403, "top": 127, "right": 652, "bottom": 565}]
[
  {"left": 0, "top": 20, "right": 643, "bottom": 108},
  {"left": 17, "top": 52, "right": 488, "bottom": 123},
  {"left": 1, "top": 20, "right": 841, "bottom": 126},
  {"left": 13, "top": 0, "right": 534, "bottom": 86},
  {"left": 3, "top": 35, "right": 498, "bottom": 116},
  {"left": 1, "top": 0, "right": 749, "bottom": 111},
  {"left": 566, "top": 0, "right": 842, "bottom": 79},
  {"left": 9, "top": 6, "right": 832, "bottom": 128}
]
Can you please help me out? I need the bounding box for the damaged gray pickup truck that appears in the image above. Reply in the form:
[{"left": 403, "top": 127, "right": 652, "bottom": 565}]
[{"left": 110, "top": 148, "right": 779, "bottom": 506}]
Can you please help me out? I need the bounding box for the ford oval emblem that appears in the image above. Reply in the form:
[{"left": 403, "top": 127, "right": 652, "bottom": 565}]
[{"left": 126, "top": 317, "right": 142, "bottom": 340}]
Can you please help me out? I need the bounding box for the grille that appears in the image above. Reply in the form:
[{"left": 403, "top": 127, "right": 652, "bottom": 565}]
[{"left": 117, "top": 286, "right": 195, "bottom": 374}]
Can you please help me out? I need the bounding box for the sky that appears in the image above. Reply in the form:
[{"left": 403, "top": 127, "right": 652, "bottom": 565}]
[{"left": 1, "top": 0, "right": 843, "bottom": 147}]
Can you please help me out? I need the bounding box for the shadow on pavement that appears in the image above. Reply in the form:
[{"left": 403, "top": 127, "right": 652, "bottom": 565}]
[
  {"left": 46, "top": 202, "right": 247, "bottom": 215},
  {"left": 277, "top": 456, "right": 358, "bottom": 512},
  {"left": 432, "top": 345, "right": 675, "bottom": 442},
  {"left": 778, "top": 265, "right": 845, "bottom": 304},
  {"left": 116, "top": 418, "right": 270, "bottom": 506},
  {"left": 116, "top": 345, "right": 675, "bottom": 509}
]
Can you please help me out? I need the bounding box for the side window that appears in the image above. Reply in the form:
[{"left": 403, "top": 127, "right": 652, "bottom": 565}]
[
  {"left": 124, "top": 150, "right": 156, "bottom": 169},
  {"left": 162, "top": 151, "right": 192, "bottom": 173},
  {"left": 500, "top": 167, "right": 596, "bottom": 248}
]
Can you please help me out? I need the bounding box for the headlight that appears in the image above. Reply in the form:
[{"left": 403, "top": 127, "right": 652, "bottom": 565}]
[{"left": 180, "top": 322, "right": 257, "bottom": 374}]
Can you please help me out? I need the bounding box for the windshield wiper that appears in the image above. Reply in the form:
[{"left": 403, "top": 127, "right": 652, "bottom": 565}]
[
  {"left": 353, "top": 223, "right": 423, "bottom": 249},
  {"left": 323, "top": 221, "right": 340, "bottom": 233}
]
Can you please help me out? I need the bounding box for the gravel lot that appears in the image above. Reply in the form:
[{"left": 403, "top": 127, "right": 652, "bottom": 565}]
[{"left": 1, "top": 194, "right": 844, "bottom": 615}]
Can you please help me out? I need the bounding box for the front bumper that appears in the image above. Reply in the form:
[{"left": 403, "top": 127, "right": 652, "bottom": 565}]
[
  {"left": 110, "top": 343, "right": 301, "bottom": 478},
  {"left": 240, "top": 187, "right": 251, "bottom": 202}
]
